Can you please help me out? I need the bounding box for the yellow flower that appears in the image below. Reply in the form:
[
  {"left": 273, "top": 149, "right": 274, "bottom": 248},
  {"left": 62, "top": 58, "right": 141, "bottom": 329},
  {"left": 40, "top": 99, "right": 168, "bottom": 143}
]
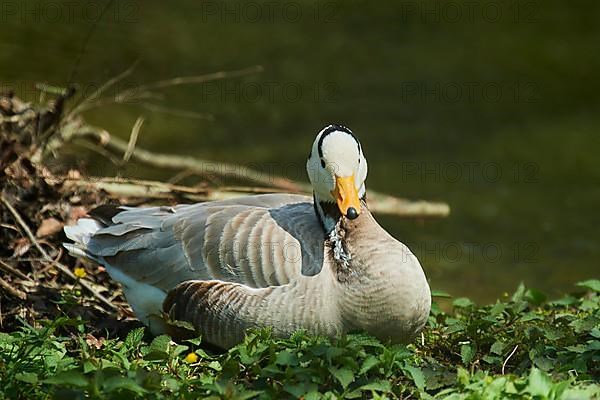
[
  {"left": 74, "top": 267, "right": 87, "bottom": 279},
  {"left": 184, "top": 352, "right": 198, "bottom": 364}
]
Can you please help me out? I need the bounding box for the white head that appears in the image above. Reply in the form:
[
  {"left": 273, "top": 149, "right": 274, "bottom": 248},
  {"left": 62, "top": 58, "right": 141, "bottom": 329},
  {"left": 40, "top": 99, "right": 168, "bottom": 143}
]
[{"left": 306, "top": 124, "right": 368, "bottom": 223}]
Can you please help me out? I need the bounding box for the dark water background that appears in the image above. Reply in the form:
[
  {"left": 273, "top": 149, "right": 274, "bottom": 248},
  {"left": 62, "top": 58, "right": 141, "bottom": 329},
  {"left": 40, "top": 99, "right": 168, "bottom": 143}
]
[{"left": 2, "top": 0, "right": 599, "bottom": 302}]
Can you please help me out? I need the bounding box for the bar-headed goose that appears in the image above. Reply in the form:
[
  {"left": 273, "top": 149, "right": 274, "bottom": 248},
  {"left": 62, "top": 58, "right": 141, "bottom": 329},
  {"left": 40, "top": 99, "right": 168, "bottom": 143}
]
[{"left": 64, "top": 124, "right": 431, "bottom": 348}]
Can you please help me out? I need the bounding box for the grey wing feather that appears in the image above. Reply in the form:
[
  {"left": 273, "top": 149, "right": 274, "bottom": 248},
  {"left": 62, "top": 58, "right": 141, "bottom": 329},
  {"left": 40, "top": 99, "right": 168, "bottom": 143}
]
[{"left": 81, "top": 193, "right": 324, "bottom": 292}]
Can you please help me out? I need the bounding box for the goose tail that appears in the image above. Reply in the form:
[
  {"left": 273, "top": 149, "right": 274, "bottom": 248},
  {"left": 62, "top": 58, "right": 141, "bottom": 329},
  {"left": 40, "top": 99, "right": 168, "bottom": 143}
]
[{"left": 63, "top": 218, "right": 104, "bottom": 263}]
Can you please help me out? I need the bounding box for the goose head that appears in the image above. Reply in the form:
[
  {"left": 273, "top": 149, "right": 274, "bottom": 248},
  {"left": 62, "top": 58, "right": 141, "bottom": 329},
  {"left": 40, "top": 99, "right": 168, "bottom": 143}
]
[{"left": 307, "top": 124, "right": 368, "bottom": 233}]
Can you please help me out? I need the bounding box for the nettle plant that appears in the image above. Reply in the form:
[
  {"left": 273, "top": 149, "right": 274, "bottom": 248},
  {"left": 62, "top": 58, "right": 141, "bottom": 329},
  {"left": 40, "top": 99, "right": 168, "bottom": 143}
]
[{"left": 0, "top": 280, "right": 598, "bottom": 399}]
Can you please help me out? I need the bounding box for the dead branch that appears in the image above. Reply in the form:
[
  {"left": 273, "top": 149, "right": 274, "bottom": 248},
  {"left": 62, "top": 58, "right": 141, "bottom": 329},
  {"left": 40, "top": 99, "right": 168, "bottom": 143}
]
[
  {"left": 116, "top": 65, "right": 264, "bottom": 96},
  {"left": 0, "top": 276, "right": 26, "bottom": 300},
  {"left": 63, "top": 176, "right": 291, "bottom": 202},
  {"left": 69, "top": 65, "right": 264, "bottom": 115},
  {"left": 62, "top": 176, "right": 450, "bottom": 218},
  {"left": 122, "top": 117, "right": 144, "bottom": 164},
  {"left": 0, "top": 259, "right": 33, "bottom": 282},
  {"left": 56, "top": 126, "right": 450, "bottom": 217},
  {"left": 57, "top": 123, "right": 302, "bottom": 191}
]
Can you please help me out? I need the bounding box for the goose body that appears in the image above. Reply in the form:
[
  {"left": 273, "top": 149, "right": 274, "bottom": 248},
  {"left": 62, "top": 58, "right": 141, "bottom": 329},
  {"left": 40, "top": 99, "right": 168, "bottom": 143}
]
[{"left": 65, "top": 125, "right": 431, "bottom": 348}]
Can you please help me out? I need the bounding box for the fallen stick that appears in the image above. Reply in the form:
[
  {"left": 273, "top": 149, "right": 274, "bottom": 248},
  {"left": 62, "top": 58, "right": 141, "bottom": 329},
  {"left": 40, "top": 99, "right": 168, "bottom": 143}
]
[
  {"left": 58, "top": 124, "right": 301, "bottom": 191},
  {"left": 63, "top": 176, "right": 450, "bottom": 218},
  {"left": 0, "top": 259, "right": 33, "bottom": 282},
  {"left": 56, "top": 128, "right": 450, "bottom": 218},
  {"left": 0, "top": 276, "right": 26, "bottom": 300}
]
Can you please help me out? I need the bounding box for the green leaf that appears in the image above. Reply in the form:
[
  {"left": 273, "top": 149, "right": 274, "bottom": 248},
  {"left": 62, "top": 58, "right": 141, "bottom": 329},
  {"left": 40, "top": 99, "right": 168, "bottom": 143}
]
[
  {"left": 461, "top": 343, "right": 475, "bottom": 365},
  {"left": 163, "top": 377, "right": 181, "bottom": 392},
  {"left": 145, "top": 335, "right": 171, "bottom": 359},
  {"left": 124, "top": 327, "right": 145, "bottom": 350},
  {"left": 82, "top": 360, "right": 97, "bottom": 374},
  {"left": 103, "top": 376, "right": 147, "bottom": 395},
  {"left": 570, "top": 315, "right": 600, "bottom": 334},
  {"left": 149, "top": 335, "right": 171, "bottom": 354},
  {"left": 359, "top": 380, "right": 391, "bottom": 392},
  {"left": 207, "top": 360, "right": 222, "bottom": 371},
  {"left": 525, "top": 288, "right": 546, "bottom": 305},
  {"left": 236, "top": 389, "right": 262, "bottom": 400},
  {"left": 526, "top": 368, "right": 552, "bottom": 398},
  {"left": 358, "top": 355, "right": 379, "bottom": 375},
  {"left": 329, "top": 367, "right": 354, "bottom": 389},
  {"left": 577, "top": 279, "right": 600, "bottom": 292},
  {"left": 520, "top": 311, "right": 543, "bottom": 322},
  {"left": 325, "top": 346, "right": 344, "bottom": 362},
  {"left": 490, "top": 341, "right": 506, "bottom": 355},
  {"left": 431, "top": 290, "right": 452, "bottom": 298},
  {"left": 15, "top": 371, "right": 38, "bottom": 384},
  {"left": 275, "top": 350, "right": 298, "bottom": 366},
  {"left": 445, "top": 320, "right": 467, "bottom": 334},
  {"left": 456, "top": 367, "right": 470, "bottom": 386},
  {"left": 542, "top": 327, "right": 565, "bottom": 341},
  {"left": 172, "top": 344, "right": 189, "bottom": 357},
  {"left": 489, "top": 303, "right": 506, "bottom": 316},
  {"left": 482, "top": 355, "right": 501, "bottom": 365},
  {"left": 403, "top": 365, "right": 426, "bottom": 391},
  {"left": 44, "top": 370, "right": 88, "bottom": 387},
  {"left": 186, "top": 336, "right": 202, "bottom": 346},
  {"left": 0, "top": 332, "right": 15, "bottom": 347},
  {"left": 550, "top": 296, "right": 578, "bottom": 306},
  {"left": 284, "top": 382, "right": 318, "bottom": 397},
  {"left": 453, "top": 298, "right": 474, "bottom": 308},
  {"left": 346, "top": 333, "right": 384, "bottom": 348},
  {"left": 304, "top": 391, "right": 322, "bottom": 400},
  {"left": 532, "top": 356, "right": 554, "bottom": 371},
  {"left": 511, "top": 283, "right": 526, "bottom": 302}
]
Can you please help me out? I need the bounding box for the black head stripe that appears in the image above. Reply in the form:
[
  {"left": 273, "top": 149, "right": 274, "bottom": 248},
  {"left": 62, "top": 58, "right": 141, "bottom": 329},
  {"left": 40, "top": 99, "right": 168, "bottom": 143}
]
[{"left": 317, "top": 124, "right": 360, "bottom": 159}]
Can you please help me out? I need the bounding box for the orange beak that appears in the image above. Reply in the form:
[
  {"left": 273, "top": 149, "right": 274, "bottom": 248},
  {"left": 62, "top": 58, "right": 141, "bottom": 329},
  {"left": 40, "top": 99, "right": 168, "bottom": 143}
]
[{"left": 331, "top": 174, "right": 361, "bottom": 219}]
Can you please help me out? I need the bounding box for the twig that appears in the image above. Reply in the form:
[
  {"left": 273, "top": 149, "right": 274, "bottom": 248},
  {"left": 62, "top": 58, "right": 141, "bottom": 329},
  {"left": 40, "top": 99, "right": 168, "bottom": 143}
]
[
  {"left": 60, "top": 125, "right": 301, "bottom": 190},
  {"left": 139, "top": 103, "right": 214, "bottom": 120},
  {"left": 0, "top": 195, "right": 117, "bottom": 310},
  {"left": 0, "top": 223, "right": 19, "bottom": 232},
  {"left": 122, "top": 117, "right": 144, "bottom": 164},
  {"left": 67, "top": 61, "right": 139, "bottom": 119},
  {"left": 63, "top": 176, "right": 289, "bottom": 201},
  {"left": 502, "top": 345, "right": 519, "bottom": 374},
  {"left": 0, "top": 259, "right": 33, "bottom": 282},
  {"left": 63, "top": 176, "right": 451, "bottom": 218},
  {"left": 69, "top": 65, "right": 263, "bottom": 116},
  {"left": 74, "top": 91, "right": 158, "bottom": 113},
  {"left": 0, "top": 276, "right": 26, "bottom": 300},
  {"left": 75, "top": 140, "right": 122, "bottom": 166},
  {"left": 116, "top": 65, "right": 263, "bottom": 97},
  {"left": 67, "top": 0, "right": 116, "bottom": 83},
  {"left": 38, "top": 247, "right": 64, "bottom": 275}
]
